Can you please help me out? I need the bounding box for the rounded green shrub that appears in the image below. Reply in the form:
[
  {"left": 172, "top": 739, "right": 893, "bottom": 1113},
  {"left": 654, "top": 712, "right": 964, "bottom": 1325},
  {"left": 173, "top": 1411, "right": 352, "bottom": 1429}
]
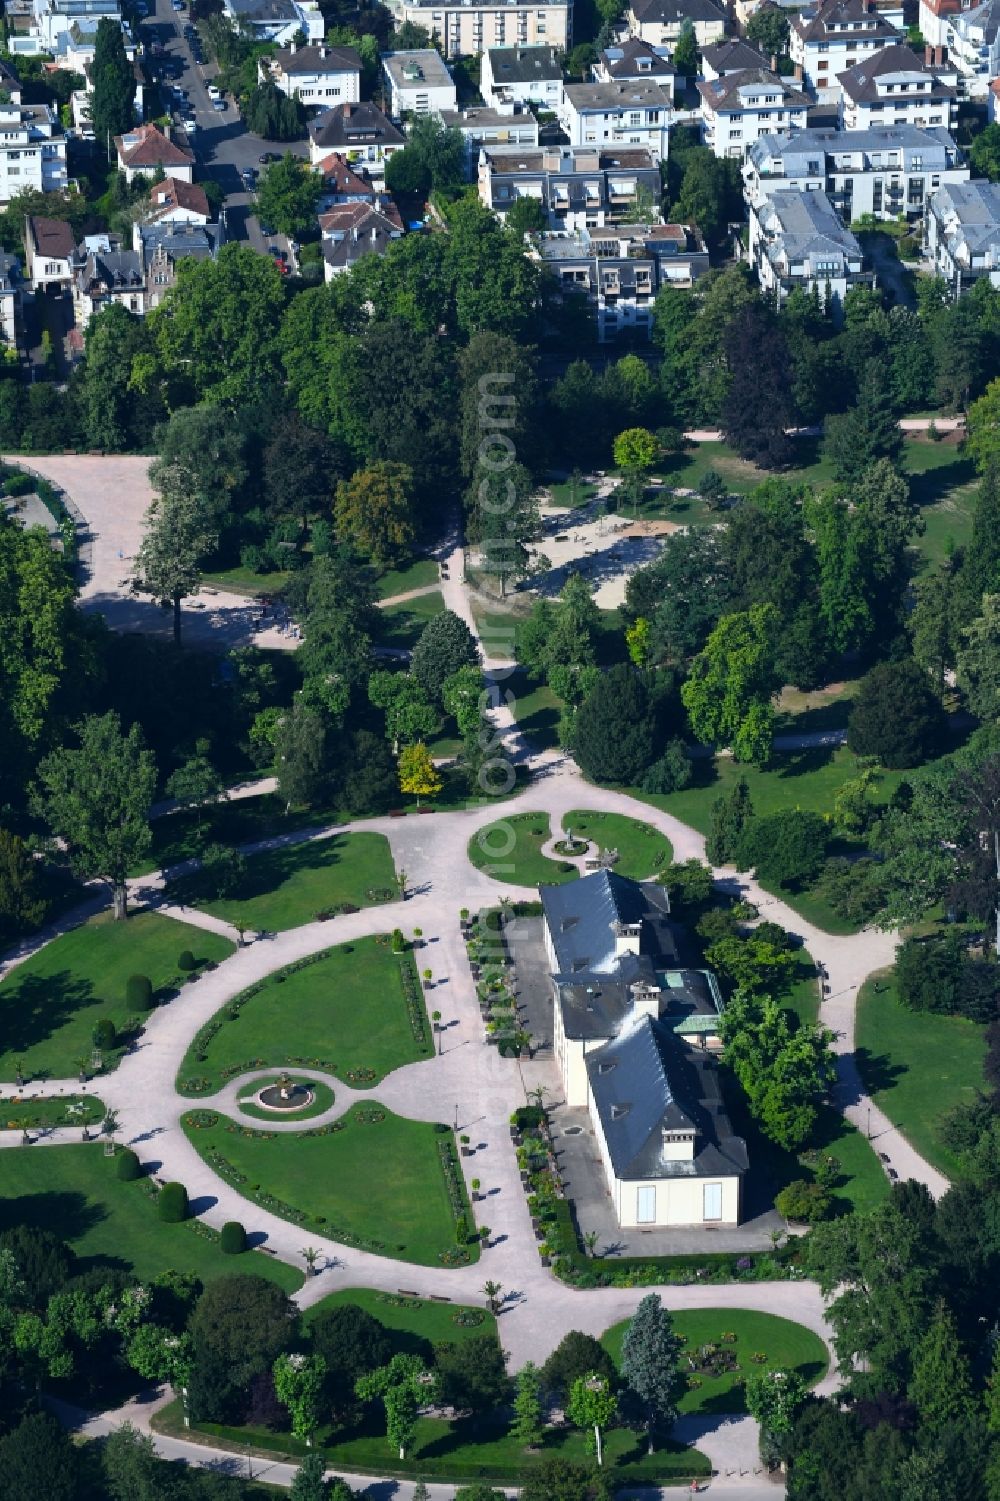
[
  {"left": 92, "top": 1018, "right": 117, "bottom": 1050},
  {"left": 157, "top": 1182, "right": 189, "bottom": 1223},
  {"left": 116, "top": 1147, "right": 141, "bottom": 1181},
  {"left": 178, "top": 950, "right": 196, "bottom": 972},
  {"left": 126, "top": 973, "right": 153, "bottom": 1009},
  {"left": 220, "top": 1220, "right": 247, "bottom": 1254}
]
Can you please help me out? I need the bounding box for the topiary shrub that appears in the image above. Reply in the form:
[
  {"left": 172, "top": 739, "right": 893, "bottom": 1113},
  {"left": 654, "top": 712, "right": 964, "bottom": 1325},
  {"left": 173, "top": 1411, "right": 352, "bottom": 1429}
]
[
  {"left": 92, "top": 1018, "right": 117, "bottom": 1051},
  {"left": 220, "top": 1220, "right": 247, "bottom": 1254},
  {"left": 116, "top": 1147, "right": 141, "bottom": 1181},
  {"left": 178, "top": 950, "right": 196, "bottom": 972},
  {"left": 126, "top": 973, "right": 153, "bottom": 1010},
  {"left": 157, "top": 1182, "right": 189, "bottom": 1223}
]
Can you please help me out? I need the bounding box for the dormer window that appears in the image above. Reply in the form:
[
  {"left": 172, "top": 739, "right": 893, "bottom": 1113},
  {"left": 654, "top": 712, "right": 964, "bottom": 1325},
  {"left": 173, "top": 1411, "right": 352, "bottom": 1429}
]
[
  {"left": 599, "top": 1059, "right": 617, "bottom": 1074},
  {"left": 611, "top": 1102, "right": 630, "bottom": 1120}
]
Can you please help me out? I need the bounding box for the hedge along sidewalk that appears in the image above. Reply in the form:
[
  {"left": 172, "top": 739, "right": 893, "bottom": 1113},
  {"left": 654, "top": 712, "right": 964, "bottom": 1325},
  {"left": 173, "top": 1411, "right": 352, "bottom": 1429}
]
[
  {"left": 181, "top": 1104, "right": 481, "bottom": 1269},
  {"left": 176, "top": 937, "right": 433, "bottom": 1096},
  {"left": 0, "top": 910, "right": 235, "bottom": 1082},
  {"left": 167, "top": 830, "right": 398, "bottom": 934}
]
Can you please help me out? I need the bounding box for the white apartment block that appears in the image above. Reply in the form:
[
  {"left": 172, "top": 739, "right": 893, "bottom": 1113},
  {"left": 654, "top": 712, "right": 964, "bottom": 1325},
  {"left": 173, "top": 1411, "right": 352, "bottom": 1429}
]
[
  {"left": 398, "top": 0, "right": 570, "bottom": 59},
  {"left": 920, "top": 0, "right": 1000, "bottom": 96},
  {"left": 479, "top": 142, "right": 662, "bottom": 230},
  {"left": 223, "top": 0, "right": 323, "bottom": 45},
  {"left": 382, "top": 50, "right": 458, "bottom": 115},
  {"left": 698, "top": 68, "right": 810, "bottom": 157},
  {"left": 749, "top": 189, "right": 874, "bottom": 312},
  {"left": 925, "top": 179, "right": 1000, "bottom": 292},
  {"left": 561, "top": 79, "right": 672, "bottom": 157},
  {"left": 0, "top": 99, "right": 67, "bottom": 204},
  {"left": 790, "top": 0, "right": 904, "bottom": 101},
  {"left": 744, "top": 124, "right": 969, "bottom": 220},
  {"left": 259, "top": 43, "right": 361, "bottom": 109},
  {"left": 480, "top": 45, "right": 564, "bottom": 110},
  {"left": 838, "top": 43, "right": 958, "bottom": 128}
]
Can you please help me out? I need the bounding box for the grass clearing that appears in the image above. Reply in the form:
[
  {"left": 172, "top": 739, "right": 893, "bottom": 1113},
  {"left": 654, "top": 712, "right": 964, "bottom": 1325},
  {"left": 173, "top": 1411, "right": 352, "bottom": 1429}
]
[
  {"left": 0, "top": 912, "right": 234, "bottom": 1081},
  {"left": 468, "top": 813, "right": 577, "bottom": 888},
  {"left": 177, "top": 936, "right": 431, "bottom": 1094},
  {"left": 304, "top": 1288, "right": 497, "bottom": 1348},
  {"left": 563, "top": 810, "right": 672, "bottom": 880},
  {"left": 508, "top": 668, "right": 561, "bottom": 752},
  {"left": 183, "top": 1104, "right": 477, "bottom": 1268},
  {"left": 856, "top": 971, "right": 986, "bottom": 1178},
  {"left": 203, "top": 566, "right": 292, "bottom": 598},
  {"left": 601, "top": 1307, "right": 828, "bottom": 1415},
  {"left": 378, "top": 590, "right": 445, "bottom": 652},
  {"left": 171, "top": 831, "right": 397, "bottom": 933},
  {"left": 0, "top": 1094, "right": 105, "bottom": 1128},
  {"left": 0, "top": 1144, "right": 302, "bottom": 1291},
  {"left": 371, "top": 557, "right": 439, "bottom": 600}
]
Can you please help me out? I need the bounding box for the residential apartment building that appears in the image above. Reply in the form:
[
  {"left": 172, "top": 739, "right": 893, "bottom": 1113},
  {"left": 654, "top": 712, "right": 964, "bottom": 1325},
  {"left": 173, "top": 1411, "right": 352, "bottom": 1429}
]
[
  {"left": 440, "top": 106, "right": 539, "bottom": 171},
  {"left": 138, "top": 221, "right": 223, "bottom": 309},
  {"left": 749, "top": 188, "right": 873, "bottom": 311},
  {"left": 115, "top": 124, "right": 194, "bottom": 185},
  {"left": 919, "top": 0, "right": 1000, "bottom": 96},
  {"left": 396, "top": 0, "right": 570, "bottom": 60},
  {"left": 24, "top": 214, "right": 75, "bottom": 291},
  {"left": 534, "top": 221, "right": 708, "bottom": 339},
  {"left": 222, "top": 0, "right": 323, "bottom": 44},
  {"left": 790, "top": 0, "right": 903, "bottom": 101},
  {"left": 626, "top": 0, "right": 726, "bottom": 48},
  {"left": 259, "top": 43, "right": 361, "bottom": 109},
  {"left": 321, "top": 201, "right": 404, "bottom": 277},
  {"left": 480, "top": 44, "right": 564, "bottom": 110},
  {"left": 479, "top": 142, "right": 662, "bottom": 228},
  {"left": 0, "top": 251, "right": 23, "bottom": 352},
  {"left": 7, "top": 0, "right": 121, "bottom": 55},
  {"left": 925, "top": 179, "right": 1000, "bottom": 291},
  {"left": 72, "top": 233, "right": 145, "bottom": 326},
  {"left": 593, "top": 38, "right": 676, "bottom": 98},
  {"left": 382, "top": 50, "right": 457, "bottom": 115},
  {"left": 0, "top": 98, "right": 67, "bottom": 205},
  {"left": 838, "top": 43, "right": 958, "bottom": 127},
  {"left": 143, "top": 177, "right": 212, "bottom": 227},
  {"left": 698, "top": 68, "right": 809, "bottom": 157},
  {"left": 308, "top": 101, "right": 405, "bottom": 179},
  {"left": 744, "top": 124, "right": 968, "bottom": 219},
  {"left": 561, "top": 79, "right": 672, "bottom": 157},
  {"left": 700, "top": 38, "right": 769, "bottom": 78}
]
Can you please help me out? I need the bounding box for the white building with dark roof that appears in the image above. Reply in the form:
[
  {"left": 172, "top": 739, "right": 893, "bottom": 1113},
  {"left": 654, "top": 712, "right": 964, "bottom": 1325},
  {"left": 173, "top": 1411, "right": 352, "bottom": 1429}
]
[
  {"left": 743, "top": 123, "right": 968, "bottom": 219},
  {"left": 481, "top": 44, "right": 564, "bottom": 110},
  {"left": 0, "top": 96, "right": 66, "bottom": 204},
  {"left": 479, "top": 142, "right": 662, "bottom": 228},
  {"left": 790, "top": 0, "right": 904, "bottom": 101},
  {"left": 626, "top": 0, "right": 726, "bottom": 47},
  {"left": 223, "top": 0, "right": 322, "bottom": 43},
  {"left": 321, "top": 201, "right": 403, "bottom": 277},
  {"left": 926, "top": 179, "right": 1000, "bottom": 292},
  {"left": 534, "top": 221, "right": 709, "bottom": 339},
  {"left": 749, "top": 188, "right": 873, "bottom": 312},
  {"left": 698, "top": 68, "right": 810, "bottom": 157},
  {"left": 920, "top": 0, "right": 1000, "bottom": 94},
  {"left": 561, "top": 79, "right": 672, "bottom": 157},
  {"left": 700, "top": 38, "right": 768, "bottom": 78},
  {"left": 440, "top": 106, "right": 539, "bottom": 171},
  {"left": 259, "top": 42, "right": 361, "bottom": 109},
  {"left": 838, "top": 43, "right": 957, "bottom": 129},
  {"left": 308, "top": 101, "right": 405, "bottom": 179},
  {"left": 23, "top": 214, "right": 75, "bottom": 290},
  {"left": 593, "top": 37, "right": 676, "bottom": 97},
  {"left": 540, "top": 871, "right": 745, "bottom": 1228}
]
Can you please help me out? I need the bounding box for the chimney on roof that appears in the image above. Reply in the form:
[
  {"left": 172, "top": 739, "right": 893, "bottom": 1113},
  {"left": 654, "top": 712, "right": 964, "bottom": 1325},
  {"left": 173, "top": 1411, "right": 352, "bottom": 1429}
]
[{"left": 163, "top": 121, "right": 170, "bottom": 140}]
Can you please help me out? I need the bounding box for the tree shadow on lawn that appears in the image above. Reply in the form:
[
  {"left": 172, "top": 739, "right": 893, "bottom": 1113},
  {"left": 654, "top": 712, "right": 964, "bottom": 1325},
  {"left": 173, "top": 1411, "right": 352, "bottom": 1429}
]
[
  {"left": 172, "top": 835, "right": 353, "bottom": 907},
  {"left": 854, "top": 1046, "right": 907, "bottom": 1098},
  {"left": 0, "top": 1188, "right": 107, "bottom": 1240},
  {"left": 0, "top": 971, "right": 96, "bottom": 1063},
  {"left": 772, "top": 745, "right": 837, "bottom": 779},
  {"left": 908, "top": 454, "right": 977, "bottom": 510}
]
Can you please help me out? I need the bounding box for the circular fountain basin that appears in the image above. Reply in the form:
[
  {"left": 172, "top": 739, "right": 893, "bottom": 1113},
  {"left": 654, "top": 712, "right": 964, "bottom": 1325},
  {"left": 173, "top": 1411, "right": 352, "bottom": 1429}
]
[{"left": 256, "top": 1080, "right": 316, "bottom": 1112}]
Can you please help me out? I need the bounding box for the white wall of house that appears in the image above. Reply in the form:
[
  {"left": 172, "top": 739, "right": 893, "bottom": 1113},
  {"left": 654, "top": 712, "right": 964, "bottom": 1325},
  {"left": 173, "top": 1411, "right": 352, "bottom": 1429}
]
[
  {"left": 399, "top": 0, "right": 570, "bottom": 58},
  {"left": 277, "top": 66, "right": 360, "bottom": 108}
]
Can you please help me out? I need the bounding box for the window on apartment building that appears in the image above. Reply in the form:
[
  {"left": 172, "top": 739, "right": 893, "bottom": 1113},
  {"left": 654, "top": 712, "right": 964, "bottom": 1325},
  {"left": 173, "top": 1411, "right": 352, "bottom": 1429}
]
[
  {"left": 912, "top": 155, "right": 923, "bottom": 168},
  {"left": 729, "top": 127, "right": 741, "bottom": 137},
  {"left": 326, "top": 87, "right": 341, "bottom": 96},
  {"left": 817, "top": 60, "right": 828, "bottom": 71},
  {"left": 628, "top": 111, "right": 640, "bottom": 125},
  {"left": 45, "top": 261, "right": 58, "bottom": 274},
  {"left": 873, "top": 179, "right": 882, "bottom": 211}
]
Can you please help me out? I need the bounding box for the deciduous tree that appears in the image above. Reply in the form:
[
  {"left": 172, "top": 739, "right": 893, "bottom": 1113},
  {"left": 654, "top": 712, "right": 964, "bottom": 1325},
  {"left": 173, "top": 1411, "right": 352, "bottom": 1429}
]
[
  {"left": 334, "top": 461, "right": 416, "bottom": 565},
  {"left": 681, "top": 604, "right": 780, "bottom": 765},
  {"left": 356, "top": 1353, "right": 428, "bottom": 1459},
  {"left": 256, "top": 154, "right": 322, "bottom": 238},
  {"left": 398, "top": 742, "right": 442, "bottom": 804},
  {"left": 368, "top": 670, "right": 438, "bottom": 752},
  {"left": 134, "top": 465, "right": 220, "bottom": 646},
  {"left": 567, "top": 1373, "right": 617, "bottom": 1467},
  {"left": 410, "top": 610, "right": 478, "bottom": 703}
]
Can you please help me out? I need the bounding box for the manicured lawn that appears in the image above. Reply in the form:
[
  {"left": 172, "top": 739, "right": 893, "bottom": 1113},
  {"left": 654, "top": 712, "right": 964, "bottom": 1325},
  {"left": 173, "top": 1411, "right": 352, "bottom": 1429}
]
[
  {"left": 236, "top": 1076, "right": 336, "bottom": 1121},
  {"left": 774, "top": 679, "right": 860, "bottom": 734},
  {"left": 146, "top": 794, "right": 343, "bottom": 873},
  {"left": 564, "top": 810, "right": 672, "bottom": 880},
  {"left": 546, "top": 477, "right": 599, "bottom": 509},
  {"left": 856, "top": 971, "right": 986, "bottom": 1178},
  {"left": 916, "top": 468, "right": 978, "bottom": 569},
  {"left": 602, "top": 1308, "right": 828, "bottom": 1416},
  {"left": 170, "top": 831, "right": 397, "bottom": 933},
  {"left": 508, "top": 668, "right": 562, "bottom": 752},
  {"left": 0, "top": 1144, "right": 302, "bottom": 1291},
  {"left": 202, "top": 566, "right": 292, "bottom": 598},
  {"left": 0, "top": 1093, "right": 105, "bottom": 1128},
  {"left": 177, "top": 936, "right": 431, "bottom": 1095},
  {"left": 171, "top": 1400, "right": 707, "bottom": 1484},
  {"left": 371, "top": 557, "right": 439, "bottom": 600},
  {"left": 304, "top": 1288, "right": 497, "bottom": 1347},
  {"left": 468, "top": 813, "right": 577, "bottom": 888},
  {"left": 784, "top": 966, "right": 821, "bottom": 1028},
  {"left": 0, "top": 912, "right": 234, "bottom": 1081},
  {"left": 183, "top": 1104, "right": 477, "bottom": 1268},
  {"left": 378, "top": 590, "right": 445, "bottom": 651}
]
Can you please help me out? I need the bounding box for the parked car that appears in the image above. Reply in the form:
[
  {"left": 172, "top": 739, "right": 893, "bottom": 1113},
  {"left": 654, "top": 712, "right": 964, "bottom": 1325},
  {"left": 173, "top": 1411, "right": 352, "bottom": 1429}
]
[
  {"left": 207, "top": 83, "right": 221, "bottom": 100},
  {"left": 241, "top": 167, "right": 257, "bottom": 188},
  {"left": 258, "top": 151, "right": 277, "bottom": 164},
  {"left": 212, "top": 97, "right": 226, "bottom": 111}
]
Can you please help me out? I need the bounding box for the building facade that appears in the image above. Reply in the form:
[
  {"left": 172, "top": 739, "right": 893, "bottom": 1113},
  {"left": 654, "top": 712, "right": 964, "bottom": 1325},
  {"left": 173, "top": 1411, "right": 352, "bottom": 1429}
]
[
  {"left": 749, "top": 187, "right": 873, "bottom": 311},
  {"left": 698, "top": 67, "right": 810, "bottom": 157},
  {"left": 259, "top": 43, "right": 361, "bottom": 109},
  {"left": 479, "top": 142, "right": 662, "bottom": 228},
  {"left": 396, "top": 0, "right": 570, "bottom": 59},
  {"left": 561, "top": 79, "right": 672, "bottom": 156},
  {"left": 790, "top": 0, "right": 904, "bottom": 100},
  {"left": 837, "top": 43, "right": 958, "bottom": 128},
  {"left": 480, "top": 44, "right": 565, "bottom": 110},
  {"left": 0, "top": 99, "right": 66, "bottom": 204},
  {"left": 626, "top": 0, "right": 726, "bottom": 47},
  {"left": 920, "top": 0, "right": 1000, "bottom": 95},
  {"left": 382, "top": 49, "right": 458, "bottom": 115},
  {"left": 308, "top": 101, "right": 405, "bottom": 179},
  {"left": 925, "top": 179, "right": 1000, "bottom": 291}
]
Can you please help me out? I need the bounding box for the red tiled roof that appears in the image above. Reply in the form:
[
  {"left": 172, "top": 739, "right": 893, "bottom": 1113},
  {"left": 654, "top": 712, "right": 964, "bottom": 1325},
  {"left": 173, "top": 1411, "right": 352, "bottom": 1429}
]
[
  {"left": 148, "top": 176, "right": 210, "bottom": 217},
  {"left": 316, "top": 152, "right": 374, "bottom": 196},
  {"left": 115, "top": 124, "right": 194, "bottom": 169},
  {"left": 27, "top": 215, "right": 75, "bottom": 260}
]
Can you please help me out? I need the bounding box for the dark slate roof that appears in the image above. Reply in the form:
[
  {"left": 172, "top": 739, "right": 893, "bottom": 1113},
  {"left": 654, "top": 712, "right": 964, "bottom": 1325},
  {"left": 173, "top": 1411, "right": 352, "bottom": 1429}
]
[
  {"left": 697, "top": 67, "right": 810, "bottom": 112},
  {"left": 838, "top": 42, "right": 957, "bottom": 102},
  {"left": 587, "top": 1013, "right": 748, "bottom": 1180},
  {"left": 27, "top": 215, "right": 75, "bottom": 261},
  {"left": 599, "top": 37, "right": 676, "bottom": 78},
  {"left": 228, "top": 0, "right": 297, "bottom": 20},
  {"left": 701, "top": 38, "right": 768, "bottom": 72},
  {"left": 139, "top": 221, "right": 222, "bottom": 262},
  {"left": 540, "top": 869, "right": 673, "bottom": 976},
  {"left": 558, "top": 965, "right": 720, "bottom": 1041},
  {"left": 630, "top": 0, "right": 725, "bottom": 24},
  {"left": 274, "top": 42, "right": 361, "bottom": 74},
  {"left": 792, "top": 0, "right": 901, "bottom": 41},
  {"left": 309, "top": 100, "right": 404, "bottom": 150},
  {"left": 486, "top": 44, "right": 563, "bottom": 82},
  {"left": 78, "top": 249, "right": 144, "bottom": 289}
]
